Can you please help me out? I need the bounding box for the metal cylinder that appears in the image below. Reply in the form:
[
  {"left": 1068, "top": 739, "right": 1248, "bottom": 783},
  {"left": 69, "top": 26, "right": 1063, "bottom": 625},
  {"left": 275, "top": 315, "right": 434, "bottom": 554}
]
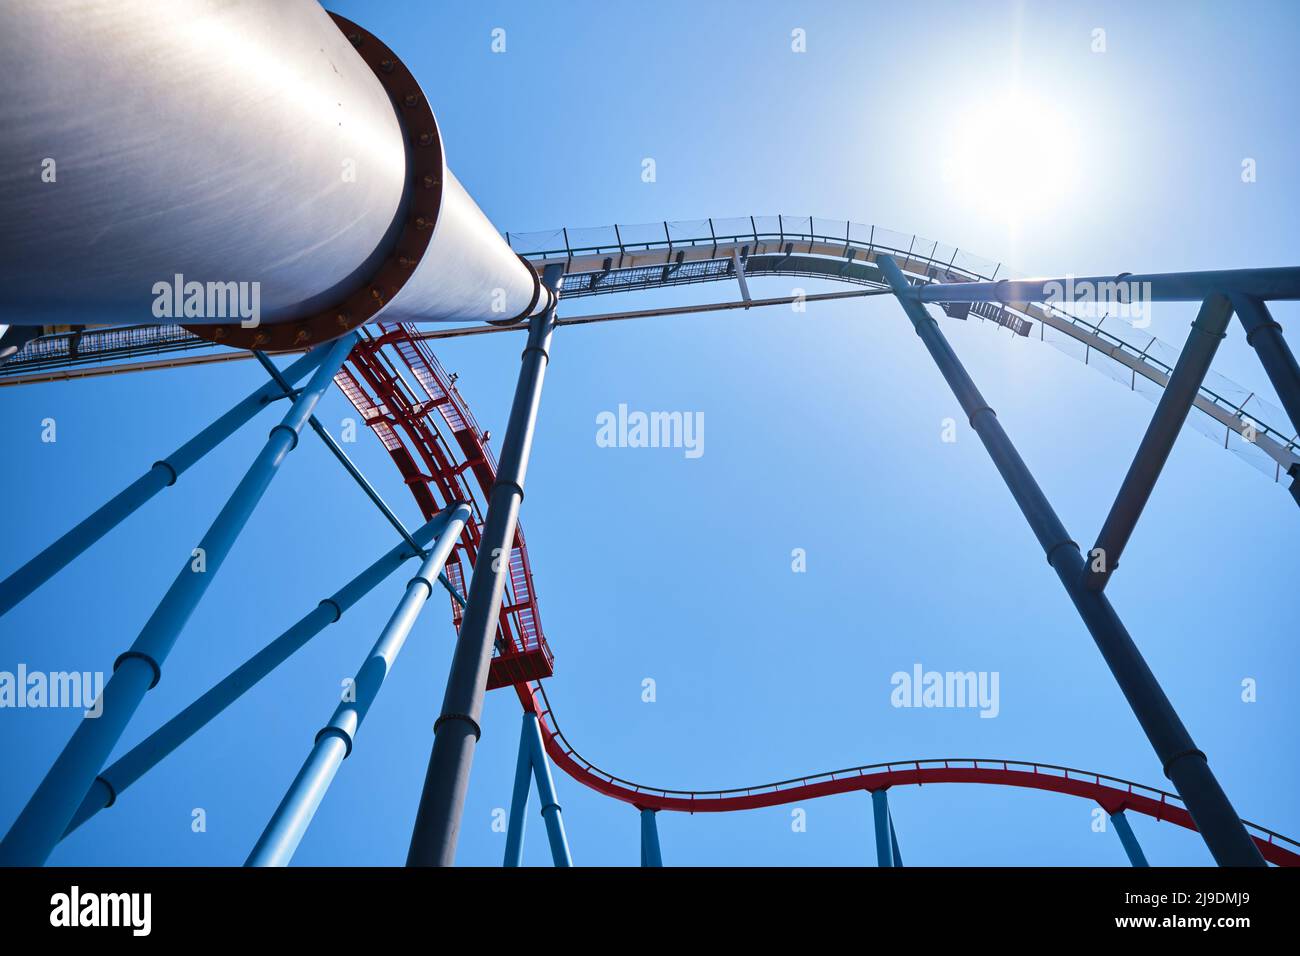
[{"left": 0, "top": 1, "right": 543, "bottom": 341}]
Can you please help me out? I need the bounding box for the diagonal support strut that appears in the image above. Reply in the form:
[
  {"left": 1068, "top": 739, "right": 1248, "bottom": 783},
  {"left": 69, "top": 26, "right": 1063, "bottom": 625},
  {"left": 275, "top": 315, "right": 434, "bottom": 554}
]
[{"left": 877, "top": 255, "right": 1263, "bottom": 867}]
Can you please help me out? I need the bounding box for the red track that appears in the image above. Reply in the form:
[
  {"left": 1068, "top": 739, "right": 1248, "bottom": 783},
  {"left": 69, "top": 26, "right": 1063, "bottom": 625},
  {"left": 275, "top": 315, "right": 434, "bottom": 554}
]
[{"left": 337, "top": 323, "right": 1300, "bottom": 866}]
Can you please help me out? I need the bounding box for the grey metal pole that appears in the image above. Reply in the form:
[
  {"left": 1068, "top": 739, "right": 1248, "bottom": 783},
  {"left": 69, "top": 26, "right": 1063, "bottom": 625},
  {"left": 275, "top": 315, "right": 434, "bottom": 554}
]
[
  {"left": 1231, "top": 295, "right": 1300, "bottom": 438},
  {"left": 1085, "top": 296, "right": 1233, "bottom": 590},
  {"left": 916, "top": 266, "right": 1300, "bottom": 304},
  {"left": 406, "top": 263, "right": 565, "bottom": 867},
  {"left": 877, "top": 255, "right": 1264, "bottom": 867}
]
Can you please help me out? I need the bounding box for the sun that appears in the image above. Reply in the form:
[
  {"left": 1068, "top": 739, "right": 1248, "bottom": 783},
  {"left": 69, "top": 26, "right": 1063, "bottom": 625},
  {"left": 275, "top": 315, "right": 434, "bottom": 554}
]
[{"left": 941, "top": 91, "right": 1080, "bottom": 227}]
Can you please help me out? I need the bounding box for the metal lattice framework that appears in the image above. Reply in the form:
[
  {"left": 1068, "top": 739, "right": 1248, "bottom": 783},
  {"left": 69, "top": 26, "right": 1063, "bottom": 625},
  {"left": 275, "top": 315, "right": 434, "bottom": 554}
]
[{"left": 2, "top": 217, "right": 1298, "bottom": 868}]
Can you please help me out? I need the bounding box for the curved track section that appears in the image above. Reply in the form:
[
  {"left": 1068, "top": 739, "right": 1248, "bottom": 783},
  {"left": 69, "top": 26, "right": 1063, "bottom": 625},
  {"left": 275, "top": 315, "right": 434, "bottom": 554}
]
[
  {"left": 336, "top": 306, "right": 1300, "bottom": 866},
  {"left": 508, "top": 217, "right": 1298, "bottom": 486}
]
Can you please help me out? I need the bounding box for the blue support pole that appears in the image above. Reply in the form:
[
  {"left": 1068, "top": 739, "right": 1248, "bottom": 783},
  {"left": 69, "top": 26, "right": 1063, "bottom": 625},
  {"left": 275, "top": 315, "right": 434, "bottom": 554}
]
[
  {"left": 872, "top": 789, "right": 894, "bottom": 867},
  {"left": 502, "top": 715, "right": 534, "bottom": 868},
  {"left": 878, "top": 255, "right": 1264, "bottom": 867},
  {"left": 1111, "top": 810, "right": 1150, "bottom": 867},
  {"left": 62, "top": 506, "right": 461, "bottom": 837},
  {"left": 246, "top": 503, "right": 469, "bottom": 867},
  {"left": 0, "top": 334, "right": 355, "bottom": 867},
  {"left": 0, "top": 347, "right": 329, "bottom": 619},
  {"left": 254, "top": 350, "right": 468, "bottom": 607},
  {"left": 889, "top": 810, "right": 904, "bottom": 867},
  {"left": 640, "top": 808, "right": 663, "bottom": 868},
  {"left": 523, "top": 711, "right": 572, "bottom": 867}
]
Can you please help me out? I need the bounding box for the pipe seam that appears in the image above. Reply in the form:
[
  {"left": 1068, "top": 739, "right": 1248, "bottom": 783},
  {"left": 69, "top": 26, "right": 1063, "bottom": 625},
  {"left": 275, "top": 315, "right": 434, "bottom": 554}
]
[
  {"left": 434, "top": 713, "right": 482, "bottom": 741},
  {"left": 113, "top": 650, "right": 161, "bottom": 689}
]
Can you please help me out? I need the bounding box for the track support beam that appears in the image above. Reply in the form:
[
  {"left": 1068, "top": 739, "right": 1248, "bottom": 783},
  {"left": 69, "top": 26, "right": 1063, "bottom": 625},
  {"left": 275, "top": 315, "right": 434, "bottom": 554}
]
[
  {"left": 1111, "top": 809, "right": 1150, "bottom": 867},
  {"left": 1231, "top": 294, "right": 1300, "bottom": 504},
  {"left": 406, "top": 264, "right": 565, "bottom": 867},
  {"left": 889, "top": 809, "right": 904, "bottom": 866},
  {"left": 246, "top": 503, "right": 468, "bottom": 867},
  {"left": 503, "top": 716, "right": 534, "bottom": 867},
  {"left": 0, "top": 348, "right": 329, "bottom": 618},
  {"left": 0, "top": 335, "right": 355, "bottom": 867},
  {"left": 1085, "top": 296, "right": 1234, "bottom": 591},
  {"left": 253, "top": 350, "right": 466, "bottom": 606},
  {"left": 877, "top": 255, "right": 1264, "bottom": 867},
  {"left": 872, "top": 789, "right": 894, "bottom": 867},
  {"left": 62, "top": 507, "right": 463, "bottom": 837},
  {"left": 500, "top": 711, "right": 571, "bottom": 867},
  {"left": 525, "top": 712, "right": 572, "bottom": 867},
  {"left": 641, "top": 808, "right": 664, "bottom": 867}
]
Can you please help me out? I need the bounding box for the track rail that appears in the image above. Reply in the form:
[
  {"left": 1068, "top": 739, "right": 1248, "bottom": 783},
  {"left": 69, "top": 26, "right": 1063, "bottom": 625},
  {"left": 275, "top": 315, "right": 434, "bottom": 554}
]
[{"left": 335, "top": 303, "right": 1300, "bottom": 866}]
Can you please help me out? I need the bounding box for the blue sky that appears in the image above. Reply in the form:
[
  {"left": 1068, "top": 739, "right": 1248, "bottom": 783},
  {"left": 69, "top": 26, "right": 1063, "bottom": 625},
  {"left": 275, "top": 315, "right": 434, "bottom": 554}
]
[{"left": 1, "top": 0, "right": 1297, "bottom": 866}]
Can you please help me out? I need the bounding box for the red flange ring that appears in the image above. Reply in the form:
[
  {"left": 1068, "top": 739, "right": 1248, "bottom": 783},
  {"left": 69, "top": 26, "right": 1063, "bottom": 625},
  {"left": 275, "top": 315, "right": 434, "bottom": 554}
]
[{"left": 183, "top": 13, "right": 442, "bottom": 351}]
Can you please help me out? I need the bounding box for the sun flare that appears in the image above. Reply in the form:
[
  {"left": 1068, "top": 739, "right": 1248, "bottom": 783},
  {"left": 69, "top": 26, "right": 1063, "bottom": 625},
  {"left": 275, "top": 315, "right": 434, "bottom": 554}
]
[{"left": 942, "top": 91, "right": 1080, "bottom": 227}]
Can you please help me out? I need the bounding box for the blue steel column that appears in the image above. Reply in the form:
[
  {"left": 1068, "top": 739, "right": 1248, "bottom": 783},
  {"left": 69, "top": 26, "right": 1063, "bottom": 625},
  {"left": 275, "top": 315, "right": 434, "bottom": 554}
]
[
  {"left": 1110, "top": 810, "right": 1150, "bottom": 867},
  {"left": 523, "top": 711, "right": 572, "bottom": 867},
  {"left": 877, "top": 256, "right": 1264, "bottom": 867},
  {"left": 407, "top": 264, "right": 564, "bottom": 867},
  {"left": 502, "top": 715, "right": 534, "bottom": 867},
  {"left": 640, "top": 808, "right": 663, "bottom": 868},
  {"left": 889, "top": 810, "right": 904, "bottom": 867},
  {"left": 1085, "top": 296, "right": 1234, "bottom": 590},
  {"left": 0, "top": 348, "right": 328, "bottom": 619},
  {"left": 246, "top": 503, "right": 469, "bottom": 867},
  {"left": 871, "top": 790, "right": 894, "bottom": 867},
  {"left": 62, "top": 507, "right": 460, "bottom": 837},
  {"left": 0, "top": 334, "right": 355, "bottom": 867}
]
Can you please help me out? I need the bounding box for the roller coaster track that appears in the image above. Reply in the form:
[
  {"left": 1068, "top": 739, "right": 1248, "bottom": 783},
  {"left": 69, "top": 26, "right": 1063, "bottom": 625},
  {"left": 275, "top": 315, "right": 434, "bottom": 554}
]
[
  {"left": 4, "top": 217, "right": 1297, "bottom": 863},
  {"left": 318, "top": 222, "right": 1300, "bottom": 865}
]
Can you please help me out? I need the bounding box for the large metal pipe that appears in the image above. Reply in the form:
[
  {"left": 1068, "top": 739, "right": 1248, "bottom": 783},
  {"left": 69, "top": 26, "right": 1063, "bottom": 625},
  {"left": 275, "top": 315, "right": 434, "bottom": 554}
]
[{"left": 0, "top": 1, "right": 546, "bottom": 346}]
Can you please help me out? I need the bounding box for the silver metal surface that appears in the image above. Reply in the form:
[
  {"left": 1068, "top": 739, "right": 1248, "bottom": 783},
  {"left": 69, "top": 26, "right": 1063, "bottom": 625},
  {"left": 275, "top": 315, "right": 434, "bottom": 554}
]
[
  {"left": 0, "top": 0, "right": 408, "bottom": 326},
  {"left": 380, "top": 169, "right": 540, "bottom": 324},
  {"left": 0, "top": 0, "right": 540, "bottom": 330}
]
